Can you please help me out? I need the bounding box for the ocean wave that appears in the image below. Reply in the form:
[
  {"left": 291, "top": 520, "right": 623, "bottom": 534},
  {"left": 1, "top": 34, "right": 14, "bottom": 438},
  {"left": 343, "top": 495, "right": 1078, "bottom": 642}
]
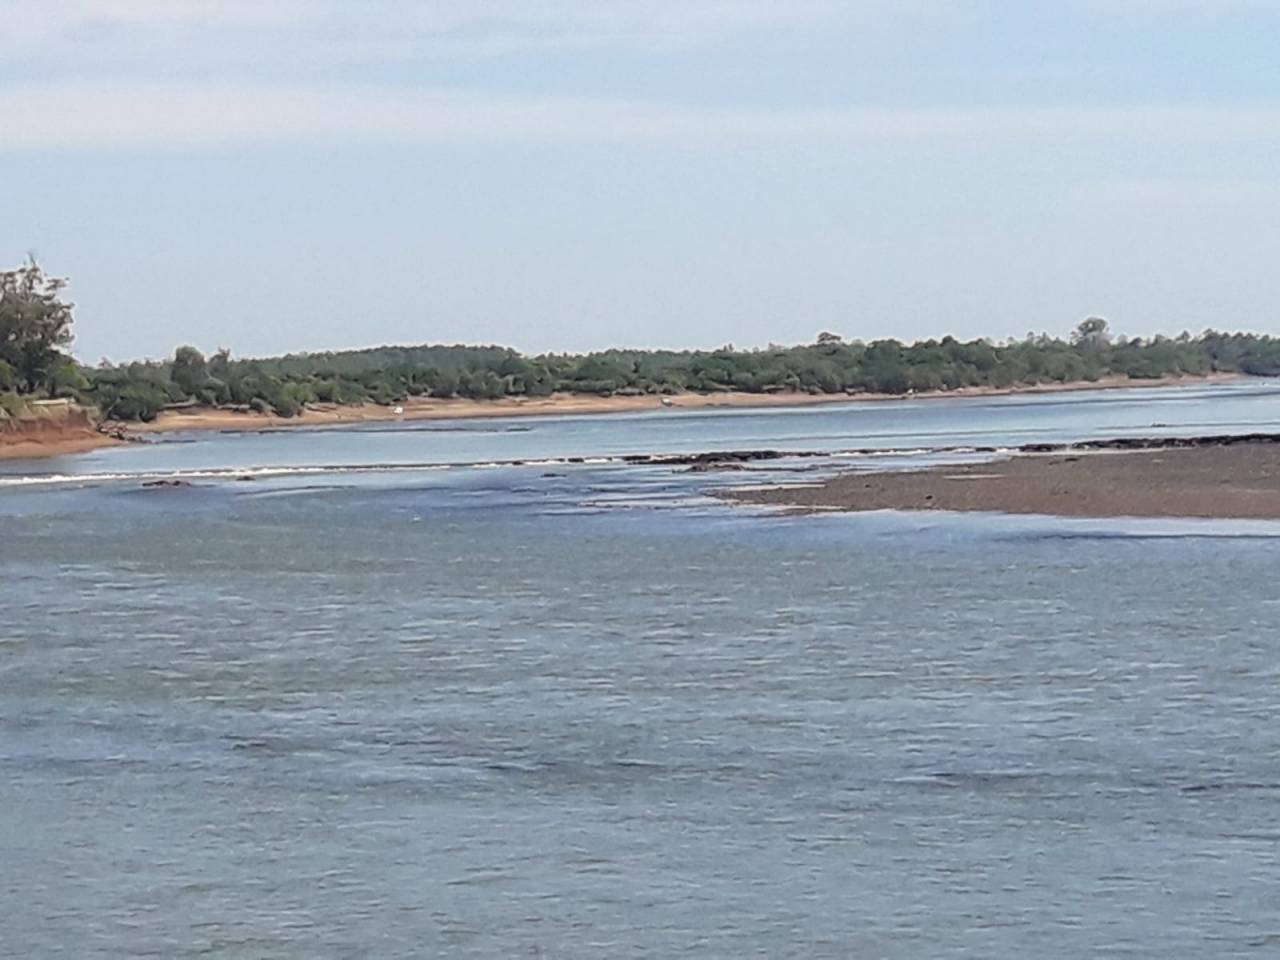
[
  {"left": 0, "top": 444, "right": 1008, "bottom": 490},
  {"left": 20, "top": 433, "right": 1271, "bottom": 490},
  {"left": 0, "top": 463, "right": 451, "bottom": 488}
]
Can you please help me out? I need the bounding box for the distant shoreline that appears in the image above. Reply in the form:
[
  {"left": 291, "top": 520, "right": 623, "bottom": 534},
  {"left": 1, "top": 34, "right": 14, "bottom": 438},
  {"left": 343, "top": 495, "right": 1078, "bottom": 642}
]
[
  {"left": 0, "top": 371, "right": 1254, "bottom": 461},
  {"left": 125, "top": 371, "right": 1246, "bottom": 436}
]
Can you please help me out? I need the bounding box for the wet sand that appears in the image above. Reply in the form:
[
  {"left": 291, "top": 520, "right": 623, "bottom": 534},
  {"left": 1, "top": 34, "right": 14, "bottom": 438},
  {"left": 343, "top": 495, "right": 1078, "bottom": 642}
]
[
  {"left": 126, "top": 372, "right": 1242, "bottom": 435},
  {"left": 0, "top": 433, "right": 124, "bottom": 461},
  {"left": 723, "top": 441, "right": 1280, "bottom": 520}
]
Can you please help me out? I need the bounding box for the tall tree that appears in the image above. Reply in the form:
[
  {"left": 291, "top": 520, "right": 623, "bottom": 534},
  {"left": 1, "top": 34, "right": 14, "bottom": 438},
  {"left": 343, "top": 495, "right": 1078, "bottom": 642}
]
[
  {"left": 0, "top": 260, "right": 75, "bottom": 395},
  {"left": 1071, "top": 316, "right": 1111, "bottom": 349},
  {"left": 170, "top": 345, "right": 209, "bottom": 395}
]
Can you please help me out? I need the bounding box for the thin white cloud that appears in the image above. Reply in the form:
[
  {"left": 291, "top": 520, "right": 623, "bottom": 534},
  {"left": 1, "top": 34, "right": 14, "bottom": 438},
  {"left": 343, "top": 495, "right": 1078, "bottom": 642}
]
[
  {"left": 6, "top": 2, "right": 1279, "bottom": 103},
  {"left": 0, "top": 0, "right": 308, "bottom": 42},
  {"left": 4, "top": 81, "right": 1280, "bottom": 149},
  {"left": 1073, "top": 177, "right": 1280, "bottom": 208},
  {"left": 0, "top": 0, "right": 858, "bottom": 64},
  {"left": 1090, "top": 0, "right": 1276, "bottom": 12},
  {"left": 3, "top": 0, "right": 1278, "bottom": 80}
]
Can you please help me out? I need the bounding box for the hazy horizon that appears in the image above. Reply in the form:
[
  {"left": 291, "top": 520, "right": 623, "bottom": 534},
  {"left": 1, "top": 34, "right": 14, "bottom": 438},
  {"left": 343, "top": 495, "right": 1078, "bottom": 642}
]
[{"left": 5, "top": 2, "right": 1280, "bottom": 362}]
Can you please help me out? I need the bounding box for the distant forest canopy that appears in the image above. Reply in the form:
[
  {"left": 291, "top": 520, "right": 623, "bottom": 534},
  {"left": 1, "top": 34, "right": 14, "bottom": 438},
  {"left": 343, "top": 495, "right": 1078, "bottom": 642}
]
[{"left": 4, "top": 260, "right": 1280, "bottom": 422}]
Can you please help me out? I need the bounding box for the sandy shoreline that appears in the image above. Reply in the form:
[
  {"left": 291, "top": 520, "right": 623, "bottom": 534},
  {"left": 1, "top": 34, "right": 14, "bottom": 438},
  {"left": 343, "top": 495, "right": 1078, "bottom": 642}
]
[
  {"left": 0, "top": 372, "right": 1254, "bottom": 461},
  {"left": 0, "top": 433, "right": 125, "bottom": 461},
  {"left": 722, "top": 440, "right": 1280, "bottom": 520},
  {"left": 126, "top": 372, "right": 1244, "bottom": 436}
]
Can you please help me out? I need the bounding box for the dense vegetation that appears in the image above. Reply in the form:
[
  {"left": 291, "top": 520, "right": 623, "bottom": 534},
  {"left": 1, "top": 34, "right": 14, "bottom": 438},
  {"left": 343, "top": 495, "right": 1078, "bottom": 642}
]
[{"left": 5, "top": 261, "right": 1280, "bottom": 423}]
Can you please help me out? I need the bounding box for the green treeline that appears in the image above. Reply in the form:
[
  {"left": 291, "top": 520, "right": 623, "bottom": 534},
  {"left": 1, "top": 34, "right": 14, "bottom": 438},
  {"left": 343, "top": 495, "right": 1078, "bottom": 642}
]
[{"left": 5, "top": 261, "right": 1280, "bottom": 422}]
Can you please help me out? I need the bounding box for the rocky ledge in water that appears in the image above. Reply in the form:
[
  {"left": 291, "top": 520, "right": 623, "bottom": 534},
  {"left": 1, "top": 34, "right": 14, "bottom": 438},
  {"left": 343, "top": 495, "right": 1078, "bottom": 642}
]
[
  {"left": 629, "top": 450, "right": 835, "bottom": 472},
  {"left": 622, "top": 449, "right": 828, "bottom": 468},
  {"left": 626, "top": 434, "right": 1280, "bottom": 471},
  {"left": 1021, "top": 431, "right": 1280, "bottom": 454},
  {"left": 718, "top": 434, "right": 1280, "bottom": 520}
]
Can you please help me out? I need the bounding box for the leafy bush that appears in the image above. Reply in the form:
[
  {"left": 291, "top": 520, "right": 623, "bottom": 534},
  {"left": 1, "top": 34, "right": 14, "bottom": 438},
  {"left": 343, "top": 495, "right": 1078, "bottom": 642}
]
[
  {"left": 101, "top": 384, "right": 168, "bottom": 422},
  {"left": 0, "top": 392, "right": 28, "bottom": 419}
]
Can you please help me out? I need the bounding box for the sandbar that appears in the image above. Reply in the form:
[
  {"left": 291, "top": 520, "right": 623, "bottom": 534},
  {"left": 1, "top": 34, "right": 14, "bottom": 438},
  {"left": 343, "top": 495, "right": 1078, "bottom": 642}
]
[{"left": 722, "top": 441, "right": 1280, "bottom": 520}]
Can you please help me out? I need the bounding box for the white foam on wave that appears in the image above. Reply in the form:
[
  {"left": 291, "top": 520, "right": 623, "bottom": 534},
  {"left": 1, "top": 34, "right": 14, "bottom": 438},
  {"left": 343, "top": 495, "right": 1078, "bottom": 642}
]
[
  {"left": 0, "top": 462, "right": 456, "bottom": 489},
  {"left": 0, "top": 473, "right": 106, "bottom": 487},
  {"left": 0, "top": 444, "right": 1013, "bottom": 491},
  {"left": 831, "top": 448, "right": 931, "bottom": 459}
]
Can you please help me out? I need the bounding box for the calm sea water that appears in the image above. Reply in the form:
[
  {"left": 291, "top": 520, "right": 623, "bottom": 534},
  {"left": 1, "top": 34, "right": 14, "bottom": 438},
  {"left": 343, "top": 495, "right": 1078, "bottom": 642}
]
[{"left": 3, "top": 381, "right": 1280, "bottom": 958}]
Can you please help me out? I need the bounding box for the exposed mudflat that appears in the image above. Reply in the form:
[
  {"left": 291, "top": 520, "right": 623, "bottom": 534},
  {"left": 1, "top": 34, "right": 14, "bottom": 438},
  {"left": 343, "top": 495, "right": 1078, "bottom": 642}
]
[{"left": 722, "top": 439, "right": 1280, "bottom": 519}]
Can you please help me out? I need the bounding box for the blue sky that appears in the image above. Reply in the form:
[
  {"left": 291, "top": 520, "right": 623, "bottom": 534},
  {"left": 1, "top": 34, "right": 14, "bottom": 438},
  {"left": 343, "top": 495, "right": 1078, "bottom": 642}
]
[{"left": 3, "top": 1, "right": 1279, "bottom": 361}]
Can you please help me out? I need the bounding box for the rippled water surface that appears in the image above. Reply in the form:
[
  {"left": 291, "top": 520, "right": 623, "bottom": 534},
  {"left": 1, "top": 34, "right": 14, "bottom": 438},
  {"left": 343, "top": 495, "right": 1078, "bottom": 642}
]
[{"left": 4, "top": 382, "right": 1280, "bottom": 957}]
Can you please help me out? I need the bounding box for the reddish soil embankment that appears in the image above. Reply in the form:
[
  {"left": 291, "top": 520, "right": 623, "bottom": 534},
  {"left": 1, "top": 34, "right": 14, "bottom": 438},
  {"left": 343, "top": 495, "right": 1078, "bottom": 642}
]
[{"left": 0, "top": 404, "right": 124, "bottom": 461}]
